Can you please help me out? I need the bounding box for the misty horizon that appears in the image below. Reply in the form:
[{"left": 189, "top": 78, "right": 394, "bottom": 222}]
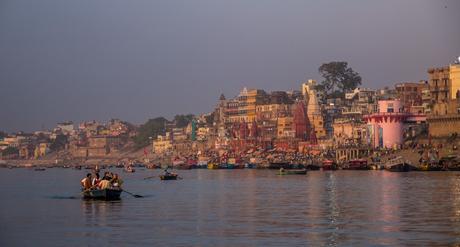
[{"left": 1, "top": 0, "right": 459, "bottom": 132}]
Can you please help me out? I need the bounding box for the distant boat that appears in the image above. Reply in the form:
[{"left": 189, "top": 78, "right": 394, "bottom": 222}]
[
  {"left": 124, "top": 166, "right": 135, "bottom": 173},
  {"left": 207, "top": 163, "right": 219, "bottom": 169},
  {"left": 322, "top": 160, "right": 338, "bottom": 170},
  {"left": 384, "top": 157, "right": 415, "bottom": 172},
  {"left": 344, "top": 159, "right": 369, "bottom": 170},
  {"left": 175, "top": 164, "right": 192, "bottom": 170},
  {"left": 82, "top": 188, "right": 122, "bottom": 200},
  {"left": 278, "top": 169, "right": 307, "bottom": 175},
  {"left": 146, "top": 164, "right": 159, "bottom": 169},
  {"left": 160, "top": 173, "right": 178, "bottom": 180},
  {"left": 34, "top": 167, "right": 46, "bottom": 171},
  {"left": 172, "top": 158, "right": 186, "bottom": 168},
  {"left": 245, "top": 163, "right": 256, "bottom": 169},
  {"left": 234, "top": 163, "right": 245, "bottom": 169},
  {"left": 305, "top": 164, "right": 321, "bottom": 170}
]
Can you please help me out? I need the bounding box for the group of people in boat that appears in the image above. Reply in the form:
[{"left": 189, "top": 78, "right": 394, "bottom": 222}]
[{"left": 80, "top": 171, "right": 123, "bottom": 191}]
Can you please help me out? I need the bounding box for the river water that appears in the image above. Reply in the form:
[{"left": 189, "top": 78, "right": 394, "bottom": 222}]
[{"left": 1, "top": 168, "right": 460, "bottom": 246}]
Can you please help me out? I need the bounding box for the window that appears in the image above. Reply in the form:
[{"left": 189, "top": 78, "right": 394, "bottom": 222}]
[{"left": 387, "top": 103, "right": 394, "bottom": 113}]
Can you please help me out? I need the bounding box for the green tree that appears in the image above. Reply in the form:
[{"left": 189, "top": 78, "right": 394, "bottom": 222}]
[
  {"left": 2, "top": 146, "right": 18, "bottom": 156},
  {"left": 318, "top": 61, "right": 362, "bottom": 97},
  {"left": 133, "top": 117, "right": 168, "bottom": 148},
  {"left": 205, "top": 112, "right": 215, "bottom": 126},
  {"left": 50, "top": 134, "right": 68, "bottom": 151},
  {"left": 0, "top": 131, "right": 7, "bottom": 139},
  {"left": 173, "top": 114, "right": 194, "bottom": 128}
]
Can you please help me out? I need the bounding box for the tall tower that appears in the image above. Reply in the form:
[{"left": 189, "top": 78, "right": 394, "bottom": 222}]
[
  {"left": 293, "top": 101, "right": 308, "bottom": 140},
  {"left": 301, "top": 80, "right": 326, "bottom": 139},
  {"left": 364, "top": 99, "right": 407, "bottom": 148}
]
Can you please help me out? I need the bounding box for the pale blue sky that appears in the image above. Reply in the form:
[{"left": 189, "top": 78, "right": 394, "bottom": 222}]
[{"left": 0, "top": 0, "right": 459, "bottom": 132}]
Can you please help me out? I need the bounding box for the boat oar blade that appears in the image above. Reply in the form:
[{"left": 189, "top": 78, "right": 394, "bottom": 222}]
[{"left": 122, "top": 189, "right": 144, "bottom": 198}]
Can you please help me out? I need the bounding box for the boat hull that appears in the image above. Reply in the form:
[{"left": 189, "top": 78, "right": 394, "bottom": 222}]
[
  {"left": 385, "top": 163, "right": 415, "bottom": 172},
  {"left": 278, "top": 169, "right": 307, "bottom": 175},
  {"left": 160, "top": 174, "right": 178, "bottom": 180},
  {"left": 306, "top": 164, "right": 321, "bottom": 170},
  {"left": 207, "top": 163, "right": 219, "bottom": 169},
  {"left": 245, "top": 164, "right": 256, "bottom": 169},
  {"left": 82, "top": 188, "right": 122, "bottom": 200}
]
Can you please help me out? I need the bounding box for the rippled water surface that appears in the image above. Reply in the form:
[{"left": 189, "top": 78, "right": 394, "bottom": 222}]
[{"left": 1, "top": 168, "right": 460, "bottom": 246}]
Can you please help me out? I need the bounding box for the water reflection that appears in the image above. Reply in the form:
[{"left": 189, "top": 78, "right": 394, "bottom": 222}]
[
  {"left": 1, "top": 169, "right": 460, "bottom": 246},
  {"left": 82, "top": 200, "right": 123, "bottom": 225},
  {"left": 329, "top": 172, "right": 341, "bottom": 245},
  {"left": 377, "top": 171, "right": 401, "bottom": 245}
]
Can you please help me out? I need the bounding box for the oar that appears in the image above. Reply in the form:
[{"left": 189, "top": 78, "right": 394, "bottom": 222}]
[
  {"left": 143, "top": 176, "right": 156, "bottom": 180},
  {"left": 122, "top": 189, "right": 143, "bottom": 198}
]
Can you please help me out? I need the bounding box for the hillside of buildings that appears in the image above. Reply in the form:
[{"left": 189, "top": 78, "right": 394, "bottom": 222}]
[{"left": 1, "top": 60, "right": 460, "bottom": 167}]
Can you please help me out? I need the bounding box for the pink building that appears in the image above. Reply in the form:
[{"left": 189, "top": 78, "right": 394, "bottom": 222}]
[{"left": 364, "top": 100, "right": 407, "bottom": 148}]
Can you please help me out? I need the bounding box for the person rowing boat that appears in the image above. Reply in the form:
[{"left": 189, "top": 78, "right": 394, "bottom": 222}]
[
  {"left": 81, "top": 173, "right": 92, "bottom": 190},
  {"left": 160, "top": 168, "right": 179, "bottom": 180}
]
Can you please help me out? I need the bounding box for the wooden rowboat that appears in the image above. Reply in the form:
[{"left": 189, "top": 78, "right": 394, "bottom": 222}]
[
  {"left": 160, "top": 173, "right": 178, "bottom": 180},
  {"left": 82, "top": 188, "right": 122, "bottom": 200},
  {"left": 278, "top": 169, "right": 307, "bottom": 175}
]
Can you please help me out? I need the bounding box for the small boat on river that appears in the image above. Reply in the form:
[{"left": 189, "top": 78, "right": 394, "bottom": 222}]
[
  {"left": 245, "top": 163, "right": 256, "bottom": 169},
  {"left": 278, "top": 168, "right": 307, "bottom": 175},
  {"left": 305, "top": 164, "right": 321, "bottom": 170},
  {"left": 82, "top": 188, "right": 122, "bottom": 200},
  {"left": 160, "top": 173, "right": 178, "bottom": 180},
  {"left": 34, "top": 167, "right": 46, "bottom": 171},
  {"left": 344, "top": 159, "right": 369, "bottom": 170},
  {"left": 207, "top": 163, "right": 219, "bottom": 169},
  {"left": 322, "top": 160, "right": 338, "bottom": 170},
  {"left": 124, "top": 166, "right": 135, "bottom": 173},
  {"left": 384, "top": 156, "right": 415, "bottom": 172}
]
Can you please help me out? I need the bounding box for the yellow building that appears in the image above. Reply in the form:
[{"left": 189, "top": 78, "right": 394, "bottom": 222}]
[
  {"left": 256, "top": 103, "right": 292, "bottom": 122},
  {"left": 153, "top": 135, "right": 172, "bottom": 154},
  {"left": 197, "top": 127, "right": 210, "bottom": 141},
  {"left": 246, "top": 89, "right": 267, "bottom": 122},
  {"left": 427, "top": 61, "right": 460, "bottom": 137},
  {"left": 428, "top": 63, "right": 460, "bottom": 103},
  {"left": 451, "top": 63, "right": 460, "bottom": 100},
  {"left": 277, "top": 117, "right": 294, "bottom": 138},
  {"left": 332, "top": 119, "right": 368, "bottom": 145},
  {"left": 38, "top": 143, "right": 49, "bottom": 157},
  {"left": 227, "top": 88, "right": 268, "bottom": 123}
]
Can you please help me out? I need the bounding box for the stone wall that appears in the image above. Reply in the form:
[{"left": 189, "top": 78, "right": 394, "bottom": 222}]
[{"left": 428, "top": 114, "right": 460, "bottom": 137}]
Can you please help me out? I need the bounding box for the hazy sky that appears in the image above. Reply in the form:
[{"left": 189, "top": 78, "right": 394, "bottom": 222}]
[{"left": 0, "top": 0, "right": 459, "bottom": 132}]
